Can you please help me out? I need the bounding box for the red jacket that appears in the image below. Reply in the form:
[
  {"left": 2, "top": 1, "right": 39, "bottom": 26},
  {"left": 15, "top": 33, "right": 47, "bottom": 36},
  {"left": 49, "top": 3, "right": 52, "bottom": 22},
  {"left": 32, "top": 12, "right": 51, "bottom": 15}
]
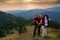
[{"left": 32, "top": 16, "right": 43, "bottom": 25}]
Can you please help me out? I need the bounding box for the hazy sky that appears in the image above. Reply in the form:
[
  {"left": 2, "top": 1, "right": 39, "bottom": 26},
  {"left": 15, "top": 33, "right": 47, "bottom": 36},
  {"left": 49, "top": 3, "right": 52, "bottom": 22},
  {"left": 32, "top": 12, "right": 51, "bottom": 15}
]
[{"left": 0, "top": 0, "right": 60, "bottom": 11}]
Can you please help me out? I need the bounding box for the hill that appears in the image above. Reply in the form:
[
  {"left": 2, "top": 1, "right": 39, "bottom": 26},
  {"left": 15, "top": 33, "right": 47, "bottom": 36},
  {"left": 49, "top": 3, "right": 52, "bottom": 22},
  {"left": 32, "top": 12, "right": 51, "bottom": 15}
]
[
  {"left": 0, "top": 11, "right": 25, "bottom": 24},
  {"left": 6, "top": 7, "right": 60, "bottom": 23},
  {"left": 0, "top": 11, "right": 27, "bottom": 37}
]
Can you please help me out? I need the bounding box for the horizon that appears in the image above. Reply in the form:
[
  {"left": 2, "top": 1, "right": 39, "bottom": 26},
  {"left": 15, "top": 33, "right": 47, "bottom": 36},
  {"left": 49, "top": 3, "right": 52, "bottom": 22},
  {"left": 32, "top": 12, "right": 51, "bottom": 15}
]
[{"left": 1, "top": 6, "right": 60, "bottom": 12}]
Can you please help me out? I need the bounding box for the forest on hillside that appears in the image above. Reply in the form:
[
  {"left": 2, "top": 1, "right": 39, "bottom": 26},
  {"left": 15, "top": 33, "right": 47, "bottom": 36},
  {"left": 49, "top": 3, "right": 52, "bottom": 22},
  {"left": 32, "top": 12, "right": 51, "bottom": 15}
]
[{"left": 0, "top": 11, "right": 27, "bottom": 37}]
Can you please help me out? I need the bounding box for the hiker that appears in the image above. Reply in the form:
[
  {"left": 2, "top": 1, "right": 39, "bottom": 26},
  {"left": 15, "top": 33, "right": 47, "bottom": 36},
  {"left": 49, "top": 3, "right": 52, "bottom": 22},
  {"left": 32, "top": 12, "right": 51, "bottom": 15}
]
[
  {"left": 32, "top": 14, "right": 42, "bottom": 37},
  {"left": 41, "top": 15, "right": 49, "bottom": 37}
]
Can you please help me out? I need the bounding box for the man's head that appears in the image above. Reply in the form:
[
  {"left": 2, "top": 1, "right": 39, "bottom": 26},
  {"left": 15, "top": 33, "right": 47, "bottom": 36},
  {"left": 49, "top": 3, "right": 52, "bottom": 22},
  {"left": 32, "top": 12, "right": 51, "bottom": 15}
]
[{"left": 37, "top": 14, "right": 42, "bottom": 18}]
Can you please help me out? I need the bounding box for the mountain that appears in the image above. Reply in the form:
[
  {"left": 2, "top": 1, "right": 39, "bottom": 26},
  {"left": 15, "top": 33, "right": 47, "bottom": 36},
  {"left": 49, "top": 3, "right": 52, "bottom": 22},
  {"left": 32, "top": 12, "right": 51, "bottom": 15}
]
[
  {"left": 7, "top": 10, "right": 27, "bottom": 14},
  {"left": 7, "top": 9, "right": 45, "bottom": 19},
  {"left": 42, "top": 11, "right": 60, "bottom": 23},
  {"left": 0, "top": 11, "right": 25, "bottom": 24},
  {"left": 6, "top": 7, "right": 60, "bottom": 23},
  {"left": 46, "top": 7, "right": 60, "bottom": 12}
]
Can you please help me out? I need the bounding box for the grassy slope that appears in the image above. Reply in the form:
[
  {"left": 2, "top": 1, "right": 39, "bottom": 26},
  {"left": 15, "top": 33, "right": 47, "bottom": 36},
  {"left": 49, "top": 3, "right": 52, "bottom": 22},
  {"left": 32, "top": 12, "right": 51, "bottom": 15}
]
[{"left": 0, "top": 26, "right": 60, "bottom": 40}]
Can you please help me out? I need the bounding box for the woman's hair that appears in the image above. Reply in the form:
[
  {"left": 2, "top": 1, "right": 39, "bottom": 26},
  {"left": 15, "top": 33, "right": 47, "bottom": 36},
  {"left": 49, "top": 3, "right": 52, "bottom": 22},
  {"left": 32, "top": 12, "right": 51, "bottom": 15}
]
[{"left": 44, "top": 15, "right": 49, "bottom": 19}]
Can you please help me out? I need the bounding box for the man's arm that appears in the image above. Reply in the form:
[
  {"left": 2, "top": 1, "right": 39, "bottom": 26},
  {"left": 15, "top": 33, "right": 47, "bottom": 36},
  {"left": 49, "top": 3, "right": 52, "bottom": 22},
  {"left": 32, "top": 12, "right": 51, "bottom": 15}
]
[
  {"left": 36, "top": 21, "right": 38, "bottom": 24},
  {"left": 36, "top": 19, "right": 42, "bottom": 25},
  {"left": 38, "top": 19, "right": 42, "bottom": 25}
]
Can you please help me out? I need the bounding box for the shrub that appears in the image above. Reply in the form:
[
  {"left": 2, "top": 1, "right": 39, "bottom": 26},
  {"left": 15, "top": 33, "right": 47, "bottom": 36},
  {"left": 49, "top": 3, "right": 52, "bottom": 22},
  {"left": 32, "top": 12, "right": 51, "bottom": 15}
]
[{"left": 0, "top": 29, "right": 7, "bottom": 37}]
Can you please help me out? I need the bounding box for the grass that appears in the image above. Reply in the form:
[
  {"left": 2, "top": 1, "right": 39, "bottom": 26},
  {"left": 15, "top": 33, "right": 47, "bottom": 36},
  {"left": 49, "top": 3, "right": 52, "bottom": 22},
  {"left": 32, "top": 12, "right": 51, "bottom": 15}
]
[{"left": 0, "top": 26, "right": 60, "bottom": 40}]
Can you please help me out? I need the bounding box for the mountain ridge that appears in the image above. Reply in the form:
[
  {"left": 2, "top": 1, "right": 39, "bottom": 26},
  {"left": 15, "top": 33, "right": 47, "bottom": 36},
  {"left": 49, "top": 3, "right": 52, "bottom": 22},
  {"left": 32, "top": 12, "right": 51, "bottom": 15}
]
[{"left": 6, "top": 7, "right": 60, "bottom": 23}]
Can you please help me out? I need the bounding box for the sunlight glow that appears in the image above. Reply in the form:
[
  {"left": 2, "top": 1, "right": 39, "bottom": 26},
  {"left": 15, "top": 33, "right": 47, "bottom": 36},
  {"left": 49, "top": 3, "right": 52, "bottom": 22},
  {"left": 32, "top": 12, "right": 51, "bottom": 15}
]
[{"left": 23, "top": 0, "right": 33, "bottom": 2}]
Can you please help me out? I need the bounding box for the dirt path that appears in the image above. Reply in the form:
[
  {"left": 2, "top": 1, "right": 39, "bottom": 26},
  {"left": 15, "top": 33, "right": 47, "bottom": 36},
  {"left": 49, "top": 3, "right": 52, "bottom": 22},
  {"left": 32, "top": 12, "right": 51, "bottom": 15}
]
[{"left": 0, "top": 26, "right": 60, "bottom": 40}]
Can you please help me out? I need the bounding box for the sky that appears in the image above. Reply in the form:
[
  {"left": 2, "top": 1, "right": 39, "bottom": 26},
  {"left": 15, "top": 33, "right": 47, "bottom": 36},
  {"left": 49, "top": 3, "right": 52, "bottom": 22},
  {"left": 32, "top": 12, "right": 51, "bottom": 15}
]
[{"left": 0, "top": 0, "right": 60, "bottom": 11}]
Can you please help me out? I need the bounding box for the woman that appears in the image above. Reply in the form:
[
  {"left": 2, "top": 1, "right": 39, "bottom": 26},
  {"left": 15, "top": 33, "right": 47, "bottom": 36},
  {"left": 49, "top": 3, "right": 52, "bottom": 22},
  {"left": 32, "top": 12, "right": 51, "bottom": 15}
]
[{"left": 41, "top": 15, "right": 49, "bottom": 37}]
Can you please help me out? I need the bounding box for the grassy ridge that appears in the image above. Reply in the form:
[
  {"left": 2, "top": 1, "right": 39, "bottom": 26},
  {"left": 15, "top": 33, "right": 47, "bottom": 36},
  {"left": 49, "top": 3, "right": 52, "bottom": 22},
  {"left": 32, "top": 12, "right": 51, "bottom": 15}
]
[{"left": 0, "top": 11, "right": 27, "bottom": 37}]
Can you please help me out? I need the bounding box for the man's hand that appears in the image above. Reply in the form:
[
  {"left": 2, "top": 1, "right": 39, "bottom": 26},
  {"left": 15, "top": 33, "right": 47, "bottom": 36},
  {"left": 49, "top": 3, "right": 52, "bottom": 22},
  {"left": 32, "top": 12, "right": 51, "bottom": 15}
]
[
  {"left": 38, "top": 23, "right": 41, "bottom": 25},
  {"left": 35, "top": 18, "right": 42, "bottom": 25}
]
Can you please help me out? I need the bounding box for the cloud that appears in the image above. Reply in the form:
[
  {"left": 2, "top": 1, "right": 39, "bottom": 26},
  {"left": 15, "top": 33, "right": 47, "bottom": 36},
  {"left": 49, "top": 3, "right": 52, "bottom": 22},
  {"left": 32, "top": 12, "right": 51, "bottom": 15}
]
[
  {"left": 0, "top": 0, "right": 7, "bottom": 3},
  {"left": 34, "top": 0, "right": 59, "bottom": 3},
  {"left": 0, "top": 0, "right": 60, "bottom": 4},
  {"left": 0, "top": 0, "right": 22, "bottom": 3},
  {"left": 0, "top": 2, "right": 60, "bottom": 11},
  {"left": 57, "top": 0, "right": 60, "bottom": 3}
]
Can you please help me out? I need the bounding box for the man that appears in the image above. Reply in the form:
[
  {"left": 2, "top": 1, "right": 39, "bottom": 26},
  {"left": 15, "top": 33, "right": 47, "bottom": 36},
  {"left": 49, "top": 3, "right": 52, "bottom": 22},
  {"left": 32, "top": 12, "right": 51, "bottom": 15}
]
[{"left": 33, "top": 14, "right": 42, "bottom": 37}]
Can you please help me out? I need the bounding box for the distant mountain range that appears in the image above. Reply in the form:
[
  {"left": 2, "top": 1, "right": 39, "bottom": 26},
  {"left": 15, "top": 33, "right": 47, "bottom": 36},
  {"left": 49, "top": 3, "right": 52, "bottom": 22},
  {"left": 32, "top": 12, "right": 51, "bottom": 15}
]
[
  {"left": 6, "top": 7, "right": 60, "bottom": 23},
  {"left": 0, "top": 11, "right": 25, "bottom": 24}
]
